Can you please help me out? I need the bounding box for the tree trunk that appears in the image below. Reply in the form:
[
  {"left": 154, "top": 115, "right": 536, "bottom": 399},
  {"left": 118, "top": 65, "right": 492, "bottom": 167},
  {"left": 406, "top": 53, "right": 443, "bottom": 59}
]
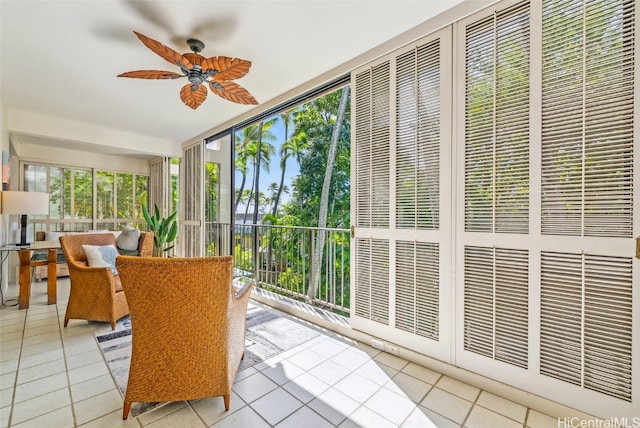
[
  {"left": 235, "top": 173, "right": 247, "bottom": 212},
  {"left": 272, "top": 120, "right": 290, "bottom": 218},
  {"left": 251, "top": 122, "right": 264, "bottom": 274},
  {"left": 308, "top": 86, "right": 350, "bottom": 301},
  {"left": 273, "top": 156, "right": 287, "bottom": 218}
]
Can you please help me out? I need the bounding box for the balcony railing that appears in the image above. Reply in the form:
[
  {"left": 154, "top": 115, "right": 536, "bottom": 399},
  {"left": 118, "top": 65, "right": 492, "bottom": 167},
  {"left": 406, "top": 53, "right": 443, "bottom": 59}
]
[{"left": 206, "top": 223, "right": 350, "bottom": 314}]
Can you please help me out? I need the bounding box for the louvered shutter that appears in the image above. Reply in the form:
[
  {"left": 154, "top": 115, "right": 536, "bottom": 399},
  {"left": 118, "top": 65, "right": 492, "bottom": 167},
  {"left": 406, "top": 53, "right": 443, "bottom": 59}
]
[
  {"left": 457, "top": 0, "right": 636, "bottom": 417},
  {"left": 354, "top": 238, "right": 389, "bottom": 324},
  {"left": 464, "top": 1, "right": 530, "bottom": 234},
  {"left": 463, "top": 246, "right": 529, "bottom": 368},
  {"left": 541, "top": 0, "right": 634, "bottom": 237},
  {"left": 540, "top": 252, "right": 633, "bottom": 402},
  {"left": 181, "top": 141, "right": 203, "bottom": 257},
  {"left": 352, "top": 28, "right": 451, "bottom": 361},
  {"left": 348, "top": 0, "right": 636, "bottom": 418},
  {"left": 462, "top": 1, "right": 531, "bottom": 370},
  {"left": 396, "top": 241, "right": 439, "bottom": 339},
  {"left": 148, "top": 157, "right": 169, "bottom": 217},
  {"left": 396, "top": 40, "right": 440, "bottom": 230},
  {"left": 354, "top": 62, "right": 391, "bottom": 229},
  {"left": 538, "top": 0, "right": 635, "bottom": 407},
  {"left": 353, "top": 60, "right": 391, "bottom": 324},
  {"left": 393, "top": 39, "right": 443, "bottom": 343}
]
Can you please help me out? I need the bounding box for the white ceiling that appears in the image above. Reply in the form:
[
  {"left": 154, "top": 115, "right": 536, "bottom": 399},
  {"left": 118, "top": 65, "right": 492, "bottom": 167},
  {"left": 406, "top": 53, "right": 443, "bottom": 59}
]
[{"left": 1, "top": 0, "right": 463, "bottom": 158}]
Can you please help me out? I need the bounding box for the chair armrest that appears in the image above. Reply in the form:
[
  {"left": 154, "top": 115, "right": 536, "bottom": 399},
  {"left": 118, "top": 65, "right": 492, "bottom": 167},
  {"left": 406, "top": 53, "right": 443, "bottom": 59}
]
[
  {"left": 66, "top": 264, "right": 118, "bottom": 296},
  {"left": 233, "top": 279, "right": 255, "bottom": 301},
  {"left": 68, "top": 263, "right": 113, "bottom": 274}
]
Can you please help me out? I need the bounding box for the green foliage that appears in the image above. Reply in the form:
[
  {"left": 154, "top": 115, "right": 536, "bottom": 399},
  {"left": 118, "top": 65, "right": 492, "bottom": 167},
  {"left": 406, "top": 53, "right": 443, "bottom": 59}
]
[
  {"left": 205, "top": 241, "right": 217, "bottom": 256},
  {"left": 205, "top": 162, "right": 219, "bottom": 223},
  {"left": 142, "top": 203, "right": 178, "bottom": 256},
  {"left": 46, "top": 166, "right": 148, "bottom": 227},
  {"left": 229, "top": 88, "right": 352, "bottom": 312},
  {"left": 283, "top": 89, "right": 351, "bottom": 228},
  {"left": 277, "top": 268, "right": 304, "bottom": 291},
  {"left": 234, "top": 244, "right": 254, "bottom": 271}
]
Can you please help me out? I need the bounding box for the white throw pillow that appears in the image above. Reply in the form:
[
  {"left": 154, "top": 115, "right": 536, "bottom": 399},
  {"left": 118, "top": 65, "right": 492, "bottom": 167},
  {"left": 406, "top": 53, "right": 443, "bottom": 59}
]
[
  {"left": 83, "top": 244, "right": 119, "bottom": 275},
  {"left": 115, "top": 226, "right": 140, "bottom": 251}
]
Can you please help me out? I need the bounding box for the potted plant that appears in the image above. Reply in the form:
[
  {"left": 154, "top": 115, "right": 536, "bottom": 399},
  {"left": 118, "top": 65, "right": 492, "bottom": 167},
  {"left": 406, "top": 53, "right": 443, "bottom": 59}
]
[{"left": 142, "top": 203, "right": 178, "bottom": 257}]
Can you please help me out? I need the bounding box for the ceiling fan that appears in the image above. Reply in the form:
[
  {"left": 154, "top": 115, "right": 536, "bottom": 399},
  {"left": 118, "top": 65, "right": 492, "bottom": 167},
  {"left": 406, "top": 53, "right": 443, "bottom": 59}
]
[{"left": 118, "top": 31, "right": 258, "bottom": 110}]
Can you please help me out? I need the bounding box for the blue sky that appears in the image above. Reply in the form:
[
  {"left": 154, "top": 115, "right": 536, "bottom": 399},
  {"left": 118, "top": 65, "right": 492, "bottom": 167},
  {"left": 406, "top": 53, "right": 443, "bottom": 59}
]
[{"left": 234, "top": 117, "right": 300, "bottom": 213}]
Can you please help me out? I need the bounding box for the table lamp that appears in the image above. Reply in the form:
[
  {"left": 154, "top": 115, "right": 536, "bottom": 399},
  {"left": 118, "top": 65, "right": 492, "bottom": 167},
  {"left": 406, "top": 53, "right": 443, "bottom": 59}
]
[{"left": 1, "top": 191, "right": 50, "bottom": 246}]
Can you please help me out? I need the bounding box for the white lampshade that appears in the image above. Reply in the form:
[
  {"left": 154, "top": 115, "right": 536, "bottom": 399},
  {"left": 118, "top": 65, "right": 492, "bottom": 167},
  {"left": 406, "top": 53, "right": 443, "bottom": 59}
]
[{"left": 1, "top": 191, "right": 50, "bottom": 215}]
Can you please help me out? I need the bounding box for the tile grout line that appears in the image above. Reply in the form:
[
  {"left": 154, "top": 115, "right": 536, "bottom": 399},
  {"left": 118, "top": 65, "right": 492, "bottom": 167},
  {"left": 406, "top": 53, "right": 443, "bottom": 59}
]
[
  {"left": 6, "top": 309, "right": 27, "bottom": 428},
  {"left": 84, "top": 312, "right": 146, "bottom": 428},
  {"left": 473, "top": 398, "right": 530, "bottom": 426},
  {"left": 459, "top": 387, "right": 482, "bottom": 428},
  {"left": 418, "top": 373, "right": 472, "bottom": 426},
  {"left": 15, "top": 304, "right": 77, "bottom": 427},
  {"left": 57, "top": 301, "right": 81, "bottom": 428},
  {"left": 264, "top": 350, "right": 338, "bottom": 427},
  {"left": 523, "top": 407, "right": 530, "bottom": 428}
]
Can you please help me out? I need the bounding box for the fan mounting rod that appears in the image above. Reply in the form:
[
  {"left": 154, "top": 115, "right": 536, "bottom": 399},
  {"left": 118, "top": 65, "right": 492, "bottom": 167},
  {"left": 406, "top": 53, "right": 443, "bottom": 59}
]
[{"left": 187, "top": 38, "right": 205, "bottom": 54}]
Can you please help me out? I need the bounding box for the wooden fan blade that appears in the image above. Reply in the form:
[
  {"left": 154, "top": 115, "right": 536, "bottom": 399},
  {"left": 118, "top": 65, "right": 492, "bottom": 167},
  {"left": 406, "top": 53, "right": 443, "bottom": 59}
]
[
  {"left": 209, "top": 81, "right": 258, "bottom": 105},
  {"left": 202, "top": 56, "right": 251, "bottom": 80},
  {"left": 180, "top": 83, "right": 208, "bottom": 109},
  {"left": 133, "top": 31, "right": 193, "bottom": 70},
  {"left": 182, "top": 53, "right": 206, "bottom": 67},
  {"left": 118, "top": 70, "right": 183, "bottom": 79}
]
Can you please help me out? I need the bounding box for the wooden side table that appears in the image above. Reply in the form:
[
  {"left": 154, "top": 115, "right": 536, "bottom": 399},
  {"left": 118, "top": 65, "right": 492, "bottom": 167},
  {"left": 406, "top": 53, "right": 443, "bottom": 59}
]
[{"left": 1, "top": 242, "right": 59, "bottom": 309}]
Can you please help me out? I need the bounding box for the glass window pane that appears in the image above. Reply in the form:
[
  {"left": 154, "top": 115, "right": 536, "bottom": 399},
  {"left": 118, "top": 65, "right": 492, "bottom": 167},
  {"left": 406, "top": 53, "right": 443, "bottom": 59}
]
[
  {"left": 74, "top": 169, "right": 93, "bottom": 219},
  {"left": 49, "top": 167, "right": 63, "bottom": 220},
  {"left": 205, "top": 162, "right": 219, "bottom": 223},
  {"left": 135, "top": 175, "right": 148, "bottom": 220},
  {"left": 95, "top": 171, "right": 113, "bottom": 220},
  {"left": 117, "top": 173, "right": 133, "bottom": 219}
]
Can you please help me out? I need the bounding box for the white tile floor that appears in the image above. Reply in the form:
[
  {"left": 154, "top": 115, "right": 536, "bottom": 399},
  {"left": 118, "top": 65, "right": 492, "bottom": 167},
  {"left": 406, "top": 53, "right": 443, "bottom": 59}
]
[{"left": 0, "top": 278, "right": 568, "bottom": 427}]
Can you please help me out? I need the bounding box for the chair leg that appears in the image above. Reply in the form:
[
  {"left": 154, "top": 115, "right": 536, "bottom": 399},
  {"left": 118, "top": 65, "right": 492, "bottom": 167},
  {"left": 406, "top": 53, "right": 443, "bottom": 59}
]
[
  {"left": 111, "top": 320, "right": 116, "bottom": 330},
  {"left": 241, "top": 351, "right": 245, "bottom": 360},
  {"left": 64, "top": 318, "right": 69, "bottom": 327},
  {"left": 123, "top": 402, "right": 132, "bottom": 419},
  {"left": 223, "top": 394, "right": 230, "bottom": 411}
]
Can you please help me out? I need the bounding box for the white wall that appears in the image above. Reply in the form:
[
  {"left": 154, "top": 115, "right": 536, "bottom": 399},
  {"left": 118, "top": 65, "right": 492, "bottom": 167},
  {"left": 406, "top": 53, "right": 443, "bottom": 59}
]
[
  {"left": 0, "top": 98, "right": 7, "bottom": 242},
  {"left": 0, "top": 95, "right": 8, "bottom": 296},
  {"left": 13, "top": 139, "right": 150, "bottom": 175},
  {"left": 8, "top": 110, "right": 181, "bottom": 159}
]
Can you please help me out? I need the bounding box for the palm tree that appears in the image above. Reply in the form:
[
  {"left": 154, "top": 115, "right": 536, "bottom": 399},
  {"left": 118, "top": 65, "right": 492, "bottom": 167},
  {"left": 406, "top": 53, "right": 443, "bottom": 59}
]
[
  {"left": 243, "top": 120, "right": 276, "bottom": 274},
  {"left": 234, "top": 129, "right": 253, "bottom": 210},
  {"left": 242, "top": 119, "right": 276, "bottom": 224},
  {"left": 284, "top": 113, "right": 310, "bottom": 214},
  {"left": 266, "top": 182, "right": 279, "bottom": 214},
  {"left": 308, "top": 86, "right": 350, "bottom": 301},
  {"left": 272, "top": 110, "right": 295, "bottom": 217}
]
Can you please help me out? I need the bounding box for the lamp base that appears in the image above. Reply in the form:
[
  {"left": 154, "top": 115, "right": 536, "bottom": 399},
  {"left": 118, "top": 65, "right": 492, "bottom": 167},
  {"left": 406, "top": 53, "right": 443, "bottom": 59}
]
[{"left": 17, "top": 215, "right": 30, "bottom": 247}]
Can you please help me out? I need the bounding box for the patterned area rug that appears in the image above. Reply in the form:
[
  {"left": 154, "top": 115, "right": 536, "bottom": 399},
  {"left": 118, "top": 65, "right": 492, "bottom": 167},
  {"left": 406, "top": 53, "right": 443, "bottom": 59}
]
[{"left": 95, "top": 303, "right": 321, "bottom": 418}]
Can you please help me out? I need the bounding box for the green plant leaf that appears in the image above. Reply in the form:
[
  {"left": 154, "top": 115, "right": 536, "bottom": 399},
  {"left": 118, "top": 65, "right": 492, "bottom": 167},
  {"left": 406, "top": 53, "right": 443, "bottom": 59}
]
[
  {"left": 142, "top": 203, "right": 152, "bottom": 225},
  {"left": 142, "top": 202, "right": 178, "bottom": 257}
]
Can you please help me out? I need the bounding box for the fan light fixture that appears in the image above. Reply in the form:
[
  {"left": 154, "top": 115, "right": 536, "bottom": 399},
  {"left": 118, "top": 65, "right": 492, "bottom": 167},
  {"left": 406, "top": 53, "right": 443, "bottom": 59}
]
[{"left": 118, "top": 31, "right": 258, "bottom": 110}]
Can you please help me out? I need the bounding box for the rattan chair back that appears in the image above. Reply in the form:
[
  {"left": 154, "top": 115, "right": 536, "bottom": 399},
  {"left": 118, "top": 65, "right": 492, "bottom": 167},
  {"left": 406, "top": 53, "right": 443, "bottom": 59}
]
[{"left": 116, "top": 255, "right": 254, "bottom": 419}]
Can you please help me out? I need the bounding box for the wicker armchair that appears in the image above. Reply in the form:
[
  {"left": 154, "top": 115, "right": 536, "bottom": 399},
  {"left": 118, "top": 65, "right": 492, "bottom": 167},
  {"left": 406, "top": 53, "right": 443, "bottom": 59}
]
[
  {"left": 59, "top": 232, "right": 153, "bottom": 330},
  {"left": 116, "top": 255, "right": 254, "bottom": 419}
]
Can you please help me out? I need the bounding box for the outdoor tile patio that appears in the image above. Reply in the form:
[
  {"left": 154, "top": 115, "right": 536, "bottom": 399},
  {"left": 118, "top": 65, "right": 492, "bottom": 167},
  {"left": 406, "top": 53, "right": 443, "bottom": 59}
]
[{"left": 1, "top": 278, "right": 569, "bottom": 427}]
